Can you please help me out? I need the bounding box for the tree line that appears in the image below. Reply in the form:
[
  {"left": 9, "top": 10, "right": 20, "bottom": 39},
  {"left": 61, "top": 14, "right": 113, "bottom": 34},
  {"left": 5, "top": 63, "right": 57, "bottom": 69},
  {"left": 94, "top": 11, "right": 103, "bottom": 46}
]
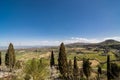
[{"left": 50, "top": 43, "right": 120, "bottom": 80}]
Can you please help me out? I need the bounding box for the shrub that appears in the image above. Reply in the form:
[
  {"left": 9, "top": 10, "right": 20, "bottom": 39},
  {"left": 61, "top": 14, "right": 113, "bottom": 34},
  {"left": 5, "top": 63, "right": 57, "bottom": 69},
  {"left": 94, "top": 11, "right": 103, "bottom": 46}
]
[{"left": 24, "top": 58, "right": 49, "bottom": 80}]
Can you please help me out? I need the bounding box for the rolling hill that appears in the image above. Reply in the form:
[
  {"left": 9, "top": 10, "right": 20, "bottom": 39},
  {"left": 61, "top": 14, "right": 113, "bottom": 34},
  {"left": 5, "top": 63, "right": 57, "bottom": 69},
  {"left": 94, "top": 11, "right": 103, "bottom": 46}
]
[{"left": 66, "top": 39, "right": 120, "bottom": 49}]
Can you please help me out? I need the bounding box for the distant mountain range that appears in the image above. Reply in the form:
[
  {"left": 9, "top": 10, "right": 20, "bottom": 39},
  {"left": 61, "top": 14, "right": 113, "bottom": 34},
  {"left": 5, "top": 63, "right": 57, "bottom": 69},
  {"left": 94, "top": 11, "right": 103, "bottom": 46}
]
[{"left": 66, "top": 39, "right": 120, "bottom": 49}]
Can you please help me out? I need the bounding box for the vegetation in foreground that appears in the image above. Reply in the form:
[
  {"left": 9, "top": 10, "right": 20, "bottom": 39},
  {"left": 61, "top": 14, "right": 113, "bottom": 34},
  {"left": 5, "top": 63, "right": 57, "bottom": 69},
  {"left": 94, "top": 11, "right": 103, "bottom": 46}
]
[{"left": 0, "top": 40, "right": 120, "bottom": 80}]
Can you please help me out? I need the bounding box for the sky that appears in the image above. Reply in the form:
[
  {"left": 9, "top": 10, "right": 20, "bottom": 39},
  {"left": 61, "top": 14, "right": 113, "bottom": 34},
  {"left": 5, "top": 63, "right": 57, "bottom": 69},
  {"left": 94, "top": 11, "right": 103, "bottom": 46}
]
[{"left": 0, "top": 0, "right": 120, "bottom": 46}]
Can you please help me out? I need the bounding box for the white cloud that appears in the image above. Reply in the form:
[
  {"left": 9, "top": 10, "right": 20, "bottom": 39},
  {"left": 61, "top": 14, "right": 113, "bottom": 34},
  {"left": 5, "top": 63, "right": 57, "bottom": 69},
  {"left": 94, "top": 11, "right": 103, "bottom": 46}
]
[
  {"left": 69, "top": 37, "right": 100, "bottom": 43},
  {"left": 0, "top": 36, "right": 120, "bottom": 46}
]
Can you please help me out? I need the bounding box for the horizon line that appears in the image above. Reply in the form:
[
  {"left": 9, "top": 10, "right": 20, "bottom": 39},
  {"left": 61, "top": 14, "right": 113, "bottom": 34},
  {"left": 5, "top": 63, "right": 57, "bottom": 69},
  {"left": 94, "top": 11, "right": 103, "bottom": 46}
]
[{"left": 0, "top": 36, "right": 120, "bottom": 46}]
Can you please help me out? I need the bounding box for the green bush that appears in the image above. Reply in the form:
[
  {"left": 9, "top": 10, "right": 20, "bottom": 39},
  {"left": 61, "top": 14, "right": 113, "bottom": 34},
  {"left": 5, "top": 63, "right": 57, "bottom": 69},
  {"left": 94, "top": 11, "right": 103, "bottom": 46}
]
[{"left": 24, "top": 58, "right": 49, "bottom": 80}]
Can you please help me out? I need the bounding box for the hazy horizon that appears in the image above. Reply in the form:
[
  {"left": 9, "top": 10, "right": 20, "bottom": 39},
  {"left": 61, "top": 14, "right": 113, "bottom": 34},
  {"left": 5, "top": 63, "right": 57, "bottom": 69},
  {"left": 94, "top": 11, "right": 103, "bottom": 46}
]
[{"left": 0, "top": 37, "right": 120, "bottom": 47}]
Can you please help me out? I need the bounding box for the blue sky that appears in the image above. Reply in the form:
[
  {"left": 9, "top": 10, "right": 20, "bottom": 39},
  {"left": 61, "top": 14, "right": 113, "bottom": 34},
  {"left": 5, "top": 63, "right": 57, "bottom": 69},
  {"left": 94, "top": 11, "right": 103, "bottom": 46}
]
[{"left": 0, "top": 0, "right": 120, "bottom": 46}]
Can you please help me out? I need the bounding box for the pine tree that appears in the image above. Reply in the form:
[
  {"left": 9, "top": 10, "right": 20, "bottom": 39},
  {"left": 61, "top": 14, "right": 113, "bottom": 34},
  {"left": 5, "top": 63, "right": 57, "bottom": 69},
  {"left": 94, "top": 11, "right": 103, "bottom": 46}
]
[
  {"left": 73, "top": 56, "right": 79, "bottom": 80},
  {"left": 0, "top": 51, "right": 1, "bottom": 65},
  {"left": 58, "top": 43, "right": 67, "bottom": 78},
  {"left": 50, "top": 51, "right": 55, "bottom": 67},
  {"left": 5, "top": 43, "right": 16, "bottom": 68},
  {"left": 107, "top": 55, "right": 111, "bottom": 80},
  {"left": 83, "top": 58, "right": 91, "bottom": 80}
]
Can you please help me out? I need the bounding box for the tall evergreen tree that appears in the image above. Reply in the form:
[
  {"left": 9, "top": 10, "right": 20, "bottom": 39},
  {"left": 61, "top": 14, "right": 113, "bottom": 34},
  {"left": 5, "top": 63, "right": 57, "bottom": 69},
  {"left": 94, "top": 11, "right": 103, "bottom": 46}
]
[
  {"left": 73, "top": 56, "right": 79, "bottom": 80},
  {"left": 0, "top": 52, "right": 1, "bottom": 65},
  {"left": 83, "top": 58, "right": 91, "bottom": 80},
  {"left": 98, "top": 65, "right": 102, "bottom": 74},
  {"left": 107, "top": 55, "right": 111, "bottom": 80},
  {"left": 50, "top": 51, "right": 55, "bottom": 67},
  {"left": 110, "top": 63, "right": 120, "bottom": 79},
  {"left": 5, "top": 43, "right": 16, "bottom": 68},
  {"left": 5, "top": 51, "right": 9, "bottom": 66},
  {"left": 97, "top": 65, "right": 102, "bottom": 80},
  {"left": 58, "top": 43, "right": 67, "bottom": 78},
  {"left": 67, "top": 60, "right": 73, "bottom": 79}
]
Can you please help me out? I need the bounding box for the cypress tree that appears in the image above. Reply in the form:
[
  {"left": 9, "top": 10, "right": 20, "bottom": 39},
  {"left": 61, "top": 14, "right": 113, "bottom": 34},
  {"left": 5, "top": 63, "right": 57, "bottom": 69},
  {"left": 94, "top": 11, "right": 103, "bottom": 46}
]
[
  {"left": 0, "top": 52, "right": 1, "bottom": 65},
  {"left": 98, "top": 65, "right": 102, "bottom": 74},
  {"left": 5, "top": 43, "right": 16, "bottom": 68},
  {"left": 73, "top": 56, "right": 79, "bottom": 80},
  {"left": 97, "top": 65, "right": 102, "bottom": 80},
  {"left": 5, "top": 51, "right": 9, "bottom": 66},
  {"left": 110, "top": 63, "right": 120, "bottom": 79},
  {"left": 50, "top": 51, "right": 55, "bottom": 67},
  {"left": 83, "top": 58, "right": 91, "bottom": 80},
  {"left": 107, "top": 55, "right": 111, "bottom": 80},
  {"left": 58, "top": 43, "right": 67, "bottom": 78},
  {"left": 67, "top": 60, "right": 73, "bottom": 79}
]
